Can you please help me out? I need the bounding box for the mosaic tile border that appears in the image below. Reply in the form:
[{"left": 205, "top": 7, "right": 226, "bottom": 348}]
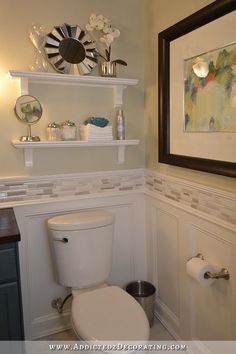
[
  {"left": 0, "top": 169, "right": 235, "bottom": 226},
  {"left": 146, "top": 170, "right": 236, "bottom": 226},
  {"left": 0, "top": 169, "right": 145, "bottom": 204}
]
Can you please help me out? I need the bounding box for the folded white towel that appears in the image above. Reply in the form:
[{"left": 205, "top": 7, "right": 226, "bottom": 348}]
[
  {"left": 79, "top": 124, "right": 112, "bottom": 131},
  {"left": 80, "top": 132, "right": 113, "bottom": 137},
  {"left": 79, "top": 124, "right": 113, "bottom": 141},
  {"left": 81, "top": 138, "right": 113, "bottom": 142},
  {"left": 80, "top": 134, "right": 113, "bottom": 140},
  {"left": 82, "top": 135, "right": 113, "bottom": 139},
  {"left": 81, "top": 137, "right": 113, "bottom": 142}
]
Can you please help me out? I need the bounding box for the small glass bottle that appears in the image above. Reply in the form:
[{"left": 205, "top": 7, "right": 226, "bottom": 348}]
[
  {"left": 116, "top": 109, "right": 125, "bottom": 140},
  {"left": 46, "top": 122, "right": 61, "bottom": 141},
  {"left": 60, "top": 120, "right": 77, "bottom": 140}
]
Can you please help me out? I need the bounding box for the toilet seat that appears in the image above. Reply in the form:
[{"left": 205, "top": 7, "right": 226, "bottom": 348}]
[{"left": 71, "top": 286, "right": 150, "bottom": 341}]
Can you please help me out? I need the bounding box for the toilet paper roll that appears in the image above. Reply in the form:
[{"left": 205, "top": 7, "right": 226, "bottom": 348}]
[{"left": 186, "top": 257, "right": 216, "bottom": 285}]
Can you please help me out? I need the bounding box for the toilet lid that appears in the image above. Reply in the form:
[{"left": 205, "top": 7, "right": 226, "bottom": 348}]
[
  {"left": 71, "top": 286, "right": 150, "bottom": 341},
  {"left": 48, "top": 211, "right": 114, "bottom": 231}
]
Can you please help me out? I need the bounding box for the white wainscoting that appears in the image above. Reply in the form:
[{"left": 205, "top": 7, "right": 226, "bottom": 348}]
[
  {"left": 146, "top": 192, "right": 236, "bottom": 341},
  {"left": 14, "top": 193, "right": 146, "bottom": 340},
  {"left": 10, "top": 169, "right": 236, "bottom": 341}
]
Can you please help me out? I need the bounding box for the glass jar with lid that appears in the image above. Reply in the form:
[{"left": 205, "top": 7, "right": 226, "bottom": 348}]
[
  {"left": 60, "top": 120, "right": 77, "bottom": 140},
  {"left": 46, "top": 122, "right": 61, "bottom": 141}
]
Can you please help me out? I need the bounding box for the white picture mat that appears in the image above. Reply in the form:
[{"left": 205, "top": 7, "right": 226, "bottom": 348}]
[{"left": 170, "top": 11, "right": 236, "bottom": 163}]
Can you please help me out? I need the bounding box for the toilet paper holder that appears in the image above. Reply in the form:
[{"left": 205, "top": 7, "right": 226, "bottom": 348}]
[
  {"left": 204, "top": 268, "right": 230, "bottom": 280},
  {"left": 189, "top": 253, "right": 230, "bottom": 280}
]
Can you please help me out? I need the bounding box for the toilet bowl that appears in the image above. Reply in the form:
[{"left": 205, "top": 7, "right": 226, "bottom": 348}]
[{"left": 47, "top": 211, "right": 150, "bottom": 341}]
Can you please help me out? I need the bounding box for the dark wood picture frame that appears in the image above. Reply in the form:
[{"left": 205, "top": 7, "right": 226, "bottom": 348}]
[{"left": 158, "top": 0, "right": 236, "bottom": 178}]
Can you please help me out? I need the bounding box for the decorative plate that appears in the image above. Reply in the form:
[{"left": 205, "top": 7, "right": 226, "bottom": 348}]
[{"left": 44, "top": 23, "right": 98, "bottom": 75}]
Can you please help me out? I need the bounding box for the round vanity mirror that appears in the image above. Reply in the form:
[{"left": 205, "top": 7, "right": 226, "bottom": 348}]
[
  {"left": 44, "top": 23, "right": 98, "bottom": 75},
  {"left": 14, "top": 95, "right": 42, "bottom": 142}
]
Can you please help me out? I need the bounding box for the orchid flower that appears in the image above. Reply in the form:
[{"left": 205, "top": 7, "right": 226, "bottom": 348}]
[{"left": 85, "top": 14, "right": 127, "bottom": 66}]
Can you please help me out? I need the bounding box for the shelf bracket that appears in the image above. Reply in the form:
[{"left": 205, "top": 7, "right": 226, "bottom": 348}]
[
  {"left": 24, "top": 148, "right": 33, "bottom": 168},
  {"left": 114, "top": 85, "right": 126, "bottom": 107},
  {"left": 117, "top": 145, "right": 125, "bottom": 164},
  {"left": 20, "top": 77, "right": 29, "bottom": 95}
]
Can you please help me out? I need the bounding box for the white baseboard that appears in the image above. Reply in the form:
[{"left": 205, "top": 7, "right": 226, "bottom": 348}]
[{"left": 31, "top": 311, "right": 71, "bottom": 340}]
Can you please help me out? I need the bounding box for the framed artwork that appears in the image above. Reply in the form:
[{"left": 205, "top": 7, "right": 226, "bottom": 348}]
[
  {"left": 158, "top": 0, "right": 236, "bottom": 178},
  {"left": 184, "top": 41, "right": 236, "bottom": 133}
]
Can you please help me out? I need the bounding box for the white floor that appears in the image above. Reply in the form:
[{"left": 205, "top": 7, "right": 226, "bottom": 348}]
[
  {"left": 39, "top": 317, "right": 174, "bottom": 341},
  {"left": 149, "top": 318, "right": 174, "bottom": 341}
]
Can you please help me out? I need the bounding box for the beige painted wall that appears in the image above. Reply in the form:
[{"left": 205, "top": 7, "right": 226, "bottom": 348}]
[
  {"left": 0, "top": 0, "right": 144, "bottom": 177},
  {"left": 1, "top": 0, "right": 235, "bottom": 194},
  {"left": 144, "top": 0, "right": 236, "bottom": 193}
]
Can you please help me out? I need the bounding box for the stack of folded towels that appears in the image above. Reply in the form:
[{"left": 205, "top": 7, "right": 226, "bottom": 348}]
[{"left": 79, "top": 117, "right": 113, "bottom": 141}]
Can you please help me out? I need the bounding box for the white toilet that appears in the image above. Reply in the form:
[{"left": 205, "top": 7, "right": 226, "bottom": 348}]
[{"left": 47, "top": 211, "right": 150, "bottom": 342}]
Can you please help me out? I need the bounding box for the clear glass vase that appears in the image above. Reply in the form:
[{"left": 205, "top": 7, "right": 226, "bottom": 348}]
[
  {"left": 29, "top": 24, "right": 48, "bottom": 72},
  {"left": 29, "top": 50, "right": 48, "bottom": 72}
]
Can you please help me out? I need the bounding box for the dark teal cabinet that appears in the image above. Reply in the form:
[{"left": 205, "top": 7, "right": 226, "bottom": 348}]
[{"left": 0, "top": 242, "right": 24, "bottom": 340}]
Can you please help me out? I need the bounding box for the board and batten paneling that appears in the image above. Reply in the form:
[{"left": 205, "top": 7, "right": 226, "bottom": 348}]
[
  {"left": 14, "top": 193, "right": 146, "bottom": 340},
  {"left": 9, "top": 168, "right": 236, "bottom": 341},
  {"left": 146, "top": 194, "right": 236, "bottom": 341}
]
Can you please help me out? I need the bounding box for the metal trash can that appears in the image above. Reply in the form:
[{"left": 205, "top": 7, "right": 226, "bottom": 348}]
[{"left": 126, "top": 280, "right": 156, "bottom": 327}]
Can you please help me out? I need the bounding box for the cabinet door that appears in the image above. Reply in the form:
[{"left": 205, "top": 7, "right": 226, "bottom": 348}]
[
  {"left": 0, "top": 282, "right": 23, "bottom": 340},
  {"left": 0, "top": 246, "right": 17, "bottom": 282}
]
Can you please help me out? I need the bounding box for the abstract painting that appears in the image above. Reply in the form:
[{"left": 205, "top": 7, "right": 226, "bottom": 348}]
[{"left": 184, "top": 42, "right": 236, "bottom": 132}]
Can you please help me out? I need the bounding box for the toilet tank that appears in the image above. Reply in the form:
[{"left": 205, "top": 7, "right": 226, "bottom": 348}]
[{"left": 47, "top": 211, "right": 114, "bottom": 288}]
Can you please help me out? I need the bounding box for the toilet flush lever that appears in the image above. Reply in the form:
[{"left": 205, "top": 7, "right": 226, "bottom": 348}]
[{"left": 53, "top": 237, "right": 68, "bottom": 243}]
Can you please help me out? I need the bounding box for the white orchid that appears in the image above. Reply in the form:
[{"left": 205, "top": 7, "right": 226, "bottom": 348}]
[
  {"left": 85, "top": 13, "right": 127, "bottom": 66},
  {"left": 86, "top": 14, "right": 109, "bottom": 32},
  {"left": 100, "top": 33, "right": 114, "bottom": 47}
]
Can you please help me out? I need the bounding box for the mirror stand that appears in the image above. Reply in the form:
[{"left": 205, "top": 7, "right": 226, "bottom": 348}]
[
  {"left": 20, "top": 124, "right": 40, "bottom": 142},
  {"left": 15, "top": 94, "right": 42, "bottom": 142}
]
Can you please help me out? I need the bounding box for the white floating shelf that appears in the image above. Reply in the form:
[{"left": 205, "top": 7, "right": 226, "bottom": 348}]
[
  {"left": 12, "top": 139, "right": 140, "bottom": 168},
  {"left": 9, "top": 71, "right": 138, "bottom": 107}
]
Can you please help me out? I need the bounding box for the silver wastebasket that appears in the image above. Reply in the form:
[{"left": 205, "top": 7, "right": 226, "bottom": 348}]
[{"left": 126, "top": 280, "right": 156, "bottom": 327}]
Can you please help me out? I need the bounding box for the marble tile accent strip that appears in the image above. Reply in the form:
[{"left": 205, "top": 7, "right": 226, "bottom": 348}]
[
  {"left": 0, "top": 169, "right": 145, "bottom": 204},
  {"left": 0, "top": 169, "right": 235, "bottom": 227},
  {"left": 146, "top": 169, "right": 236, "bottom": 226}
]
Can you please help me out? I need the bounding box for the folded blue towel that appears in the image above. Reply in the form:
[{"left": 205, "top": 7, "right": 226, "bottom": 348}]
[{"left": 84, "top": 117, "right": 109, "bottom": 127}]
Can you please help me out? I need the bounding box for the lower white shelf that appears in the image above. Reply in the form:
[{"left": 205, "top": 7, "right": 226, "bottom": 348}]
[{"left": 12, "top": 139, "right": 140, "bottom": 167}]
